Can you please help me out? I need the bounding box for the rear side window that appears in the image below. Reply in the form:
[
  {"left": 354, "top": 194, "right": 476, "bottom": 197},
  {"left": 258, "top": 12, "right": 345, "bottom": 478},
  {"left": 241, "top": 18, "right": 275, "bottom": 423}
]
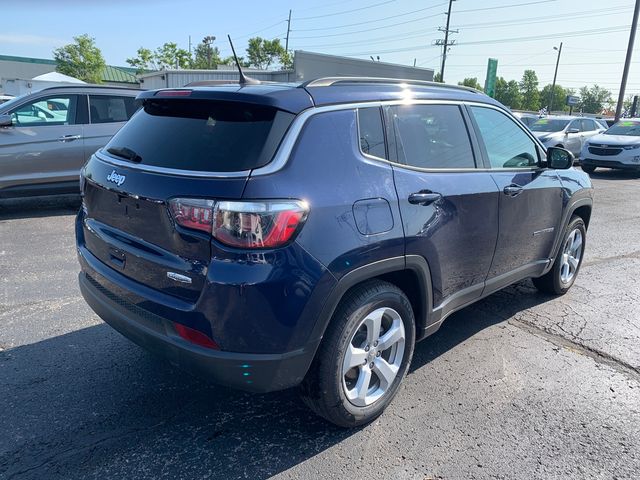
[
  {"left": 390, "top": 104, "right": 475, "bottom": 169},
  {"left": 358, "top": 107, "right": 387, "bottom": 159},
  {"left": 104, "top": 99, "right": 294, "bottom": 172},
  {"left": 89, "top": 95, "right": 138, "bottom": 124}
]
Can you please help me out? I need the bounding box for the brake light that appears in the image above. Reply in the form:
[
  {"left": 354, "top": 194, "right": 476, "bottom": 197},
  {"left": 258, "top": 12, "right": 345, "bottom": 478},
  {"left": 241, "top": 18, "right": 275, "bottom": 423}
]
[
  {"left": 168, "top": 198, "right": 309, "bottom": 248},
  {"left": 174, "top": 323, "right": 220, "bottom": 349},
  {"left": 168, "top": 198, "right": 215, "bottom": 233},
  {"left": 155, "top": 89, "right": 192, "bottom": 97}
]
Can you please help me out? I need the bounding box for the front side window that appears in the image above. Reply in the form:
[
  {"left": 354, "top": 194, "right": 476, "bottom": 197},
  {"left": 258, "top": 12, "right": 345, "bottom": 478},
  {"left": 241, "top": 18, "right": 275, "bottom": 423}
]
[
  {"left": 470, "top": 106, "right": 539, "bottom": 169},
  {"left": 10, "top": 95, "right": 76, "bottom": 126},
  {"left": 568, "top": 119, "right": 582, "bottom": 132},
  {"left": 581, "top": 119, "right": 596, "bottom": 132},
  {"left": 390, "top": 104, "right": 475, "bottom": 169},
  {"left": 358, "top": 107, "right": 386, "bottom": 159},
  {"left": 89, "top": 95, "right": 138, "bottom": 124}
]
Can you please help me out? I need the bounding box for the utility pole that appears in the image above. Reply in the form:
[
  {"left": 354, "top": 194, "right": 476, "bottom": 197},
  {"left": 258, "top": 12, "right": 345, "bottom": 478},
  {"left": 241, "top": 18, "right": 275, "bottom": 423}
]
[
  {"left": 548, "top": 42, "right": 563, "bottom": 113},
  {"left": 615, "top": 0, "right": 640, "bottom": 121},
  {"left": 285, "top": 9, "right": 292, "bottom": 52},
  {"left": 434, "top": 0, "right": 457, "bottom": 82}
]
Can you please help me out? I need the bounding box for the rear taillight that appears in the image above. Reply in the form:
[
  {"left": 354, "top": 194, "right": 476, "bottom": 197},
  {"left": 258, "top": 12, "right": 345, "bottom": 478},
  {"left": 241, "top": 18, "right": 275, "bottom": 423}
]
[
  {"left": 168, "top": 198, "right": 215, "bottom": 233},
  {"left": 174, "top": 323, "right": 220, "bottom": 349},
  {"left": 168, "top": 198, "right": 308, "bottom": 249}
]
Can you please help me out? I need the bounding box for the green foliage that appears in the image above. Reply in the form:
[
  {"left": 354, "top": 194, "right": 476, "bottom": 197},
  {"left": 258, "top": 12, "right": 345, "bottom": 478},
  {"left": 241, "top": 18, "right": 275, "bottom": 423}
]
[
  {"left": 126, "top": 47, "right": 154, "bottom": 75},
  {"left": 192, "top": 36, "right": 222, "bottom": 69},
  {"left": 127, "top": 42, "right": 191, "bottom": 72},
  {"left": 53, "top": 34, "right": 106, "bottom": 84},
  {"left": 579, "top": 85, "right": 613, "bottom": 114},
  {"left": 433, "top": 72, "right": 443, "bottom": 83},
  {"left": 540, "top": 84, "right": 571, "bottom": 112},
  {"left": 458, "top": 77, "right": 483, "bottom": 91},
  {"left": 246, "top": 37, "right": 289, "bottom": 70},
  {"left": 494, "top": 77, "right": 523, "bottom": 109},
  {"left": 520, "top": 70, "right": 540, "bottom": 111}
]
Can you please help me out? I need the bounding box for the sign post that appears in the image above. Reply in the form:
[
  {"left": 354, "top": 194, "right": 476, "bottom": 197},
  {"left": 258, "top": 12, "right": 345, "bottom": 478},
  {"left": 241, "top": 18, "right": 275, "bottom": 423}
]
[{"left": 484, "top": 58, "right": 498, "bottom": 97}]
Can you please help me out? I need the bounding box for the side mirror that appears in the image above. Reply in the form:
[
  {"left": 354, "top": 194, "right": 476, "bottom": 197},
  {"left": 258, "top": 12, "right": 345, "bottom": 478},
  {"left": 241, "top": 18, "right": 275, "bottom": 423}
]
[
  {"left": 547, "top": 146, "right": 574, "bottom": 169},
  {"left": 567, "top": 127, "right": 580, "bottom": 134},
  {"left": 0, "top": 114, "right": 12, "bottom": 127}
]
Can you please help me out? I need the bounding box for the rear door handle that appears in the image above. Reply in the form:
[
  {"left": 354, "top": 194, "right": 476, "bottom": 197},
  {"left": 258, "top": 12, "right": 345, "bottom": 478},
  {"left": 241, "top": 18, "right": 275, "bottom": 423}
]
[
  {"left": 503, "top": 184, "right": 524, "bottom": 197},
  {"left": 58, "top": 134, "right": 82, "bottom": 142},
  {"left": 408, "top": 191, "right": 442, "bottom": 206}
]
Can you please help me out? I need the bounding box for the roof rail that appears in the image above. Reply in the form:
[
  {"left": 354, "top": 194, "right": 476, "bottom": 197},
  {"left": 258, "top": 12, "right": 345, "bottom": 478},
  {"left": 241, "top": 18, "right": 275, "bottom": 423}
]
[{"left": 302, "top": 76, "right": 482, "bottom": 94}]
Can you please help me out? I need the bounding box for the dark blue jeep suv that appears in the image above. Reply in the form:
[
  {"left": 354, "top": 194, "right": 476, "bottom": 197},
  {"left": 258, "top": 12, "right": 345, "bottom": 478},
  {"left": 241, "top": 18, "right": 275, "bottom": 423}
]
[{"left": 76, "top": 77, "right": 593, "bottom": 427}]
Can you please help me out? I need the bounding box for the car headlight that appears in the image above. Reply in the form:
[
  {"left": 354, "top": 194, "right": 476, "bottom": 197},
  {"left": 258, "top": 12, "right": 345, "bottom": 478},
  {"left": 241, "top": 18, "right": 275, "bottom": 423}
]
[{"left": 623, "top": 144, "right": 640, "bottom": 150}]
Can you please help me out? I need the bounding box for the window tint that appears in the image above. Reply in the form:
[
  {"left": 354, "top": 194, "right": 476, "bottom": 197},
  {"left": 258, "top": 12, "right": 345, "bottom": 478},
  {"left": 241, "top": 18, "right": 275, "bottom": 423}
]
[
  {"left": 390, "top": 104, "right": 475, "bottom": 169},
  {"left": 89, "top": 95, "right": 138, "bottom": 124},
  {"left": 10, "top": 95, "right": 77, "bottom": 126},
  {"left": 105, "top": 99, "right": 294, "bottom": 172},
  {"left": 581, "top": 119, "right": 595, "bottom": 132},
  {"left": 358, "top": 107, "right": 386, "bottom": 159},
  {"left": 470, "top": 106, "right": 539, "bottom": 169}
]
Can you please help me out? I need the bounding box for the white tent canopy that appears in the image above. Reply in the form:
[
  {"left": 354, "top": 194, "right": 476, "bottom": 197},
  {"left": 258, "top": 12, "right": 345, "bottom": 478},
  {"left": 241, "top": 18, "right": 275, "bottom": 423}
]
[{"left": 31, "top": 72, "right": 85, "bottom": 83}]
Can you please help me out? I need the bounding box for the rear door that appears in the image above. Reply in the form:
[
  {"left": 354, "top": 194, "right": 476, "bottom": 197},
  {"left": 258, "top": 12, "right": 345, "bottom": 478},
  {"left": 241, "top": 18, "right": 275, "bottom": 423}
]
[
  {"left": 0, "top": 94, "right": 83, "bottom": 190},
  {"left": 388, "top": 102, "right": 499, "bottom": 313},
  {"left": 467, "top": 105, "right": 564, "bottom": 288},
  {"left": 580, "top": 118, "right": 602, "bottom": 148},
  {"left": 83, "top": 94, "right": 139, "bottom": 159},
  {"left": 79, "top": 97, "right": 294, "bottom": 301}
]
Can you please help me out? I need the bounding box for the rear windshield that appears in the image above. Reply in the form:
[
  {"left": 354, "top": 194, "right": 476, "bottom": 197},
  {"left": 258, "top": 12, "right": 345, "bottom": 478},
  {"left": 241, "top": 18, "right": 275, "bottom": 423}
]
[
  {"left": 529, "top": 119, "right": 570, "bottom": 132},
  {"left": 605, "top": 120, "right": 640, "bottom": 136},
  {"left": 104, "top": 99, "right": 293, "bottom": 172}
]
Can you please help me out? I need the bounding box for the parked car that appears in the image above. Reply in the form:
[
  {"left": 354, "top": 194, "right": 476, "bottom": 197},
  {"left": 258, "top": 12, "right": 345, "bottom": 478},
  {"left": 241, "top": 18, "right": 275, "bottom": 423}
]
[
  {"left": 580, "top": 118, "right": 640, "bottom": 174},
  {"left": 512, "top": 111, "right": 540, "bottom": 128},
  {"left": 76, "top": 78, "right": 593, "bottom": 427},
  {"left": 0, "top": 94, "right": 14, "bottom": 105},
  {"left": 529, "top": 116, "right": 606, "bottom": 158},
  {"left": 0, "top": 85, "right": 140, "bottom": 198}
]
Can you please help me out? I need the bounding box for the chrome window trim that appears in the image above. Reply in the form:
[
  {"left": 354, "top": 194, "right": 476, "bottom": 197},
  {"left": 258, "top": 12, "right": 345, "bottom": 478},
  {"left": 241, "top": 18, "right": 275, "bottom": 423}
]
[
  {"left": 94, "top": 150, "right": 251, "bottom": 178},
  {"left": 253, "top": 99, "right": 546, "bottom": 177}
]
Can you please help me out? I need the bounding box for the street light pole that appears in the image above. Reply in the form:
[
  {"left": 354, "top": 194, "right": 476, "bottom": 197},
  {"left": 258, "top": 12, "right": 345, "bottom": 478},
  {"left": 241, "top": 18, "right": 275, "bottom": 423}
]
[
  {"left": 549, "top": 42, "right": 563, "bottom": 113},
  {"left": 615, "top": 0, "right": 640, "bottom": 121}
]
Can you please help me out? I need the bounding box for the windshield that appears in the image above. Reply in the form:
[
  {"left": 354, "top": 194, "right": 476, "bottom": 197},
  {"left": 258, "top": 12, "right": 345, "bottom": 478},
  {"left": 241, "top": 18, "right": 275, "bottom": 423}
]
[
  {"left": 605, "top": 120, "right": 640, "bottom": 137},
  {"left": 529, "top": 119, "right": 571, "bottom": 132}
]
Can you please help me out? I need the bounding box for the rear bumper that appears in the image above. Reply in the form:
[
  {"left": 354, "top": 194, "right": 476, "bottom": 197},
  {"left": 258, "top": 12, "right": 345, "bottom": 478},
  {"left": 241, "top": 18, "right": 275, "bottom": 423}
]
[
  {"left": 79, "top": 271, "right": 319, "bottom": 393},
  {"left": 581, "top": 158, "right": 640, "bottom": 171}
]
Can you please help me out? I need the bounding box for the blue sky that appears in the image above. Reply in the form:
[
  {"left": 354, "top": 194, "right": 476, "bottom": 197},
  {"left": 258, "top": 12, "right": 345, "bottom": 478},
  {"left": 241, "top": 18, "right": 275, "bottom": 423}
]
[{"left": 2, "top": 0, "right": 638, "bottom": 96}]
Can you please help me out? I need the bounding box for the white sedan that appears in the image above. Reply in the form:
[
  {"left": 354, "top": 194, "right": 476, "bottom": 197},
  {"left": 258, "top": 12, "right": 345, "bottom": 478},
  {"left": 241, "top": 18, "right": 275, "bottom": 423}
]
[{"left": 580, "top": 119, "right": 640, "bottom": 174}]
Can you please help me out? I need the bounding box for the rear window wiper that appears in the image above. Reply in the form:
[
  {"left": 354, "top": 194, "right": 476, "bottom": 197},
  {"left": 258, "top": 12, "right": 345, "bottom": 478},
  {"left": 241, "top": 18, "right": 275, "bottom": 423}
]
[{"left": 106, "top": 146, "right": 143, "bottom": 163}]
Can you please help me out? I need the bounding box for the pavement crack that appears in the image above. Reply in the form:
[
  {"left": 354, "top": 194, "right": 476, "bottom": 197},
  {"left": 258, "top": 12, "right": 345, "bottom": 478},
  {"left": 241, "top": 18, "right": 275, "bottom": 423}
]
[{"left": 510, "top": 318, "right": 640, "bottom": 381}]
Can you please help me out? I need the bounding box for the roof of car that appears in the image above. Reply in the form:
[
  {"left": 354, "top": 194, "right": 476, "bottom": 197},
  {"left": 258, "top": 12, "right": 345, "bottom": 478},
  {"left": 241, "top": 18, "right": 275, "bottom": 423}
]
[{"left": 138, "top": 77, "right": 502, "bottom": 114}]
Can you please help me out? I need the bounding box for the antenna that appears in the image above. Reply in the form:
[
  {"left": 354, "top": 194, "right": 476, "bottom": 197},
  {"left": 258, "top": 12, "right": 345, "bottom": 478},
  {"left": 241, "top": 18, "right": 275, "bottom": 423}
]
[{"left": 227, "top": 35, "right": 260, "bottom": 86}]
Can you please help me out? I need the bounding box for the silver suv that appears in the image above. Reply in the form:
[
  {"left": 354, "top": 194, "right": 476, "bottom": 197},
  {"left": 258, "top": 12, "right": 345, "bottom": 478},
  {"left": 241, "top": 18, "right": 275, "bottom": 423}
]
[
  {"left": 0, "top": 85, "right": 139, "bottom": 198},
  {"left": 529, "top": 116, "right": 606, "bottom": 158}
]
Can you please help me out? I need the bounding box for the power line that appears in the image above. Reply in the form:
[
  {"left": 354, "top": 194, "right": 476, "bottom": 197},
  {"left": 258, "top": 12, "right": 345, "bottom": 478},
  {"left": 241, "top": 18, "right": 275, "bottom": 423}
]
[
  {"left": 291, "top": 3, "right": 448, "bottom": 32},
  {"left": 435, "top": 0, "right": 457, "bottom": 82},
  {"left": 294, "top": 0, "right": 393, "bottom": 20}
]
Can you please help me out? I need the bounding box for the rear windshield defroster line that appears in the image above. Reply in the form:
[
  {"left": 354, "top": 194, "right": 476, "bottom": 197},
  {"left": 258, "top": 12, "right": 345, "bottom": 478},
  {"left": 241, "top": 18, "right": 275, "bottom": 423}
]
[{"left": 103, "top": 99, "right": 294, "bottom": 172}]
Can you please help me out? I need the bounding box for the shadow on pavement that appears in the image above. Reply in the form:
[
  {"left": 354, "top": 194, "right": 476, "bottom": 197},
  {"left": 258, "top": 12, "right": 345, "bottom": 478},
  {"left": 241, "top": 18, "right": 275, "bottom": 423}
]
[
  {"left": 0, "top": 194, "right": 81, "bottom": 220},
  {"left": 0, "top": 280, "right": 551, "bottom": 480}
]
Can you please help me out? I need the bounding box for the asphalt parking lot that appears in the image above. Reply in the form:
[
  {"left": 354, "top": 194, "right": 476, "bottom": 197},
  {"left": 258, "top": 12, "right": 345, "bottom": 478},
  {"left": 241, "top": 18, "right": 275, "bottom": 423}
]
[{"left": 1, "top": 169, "right": 639, "bottom": 480}]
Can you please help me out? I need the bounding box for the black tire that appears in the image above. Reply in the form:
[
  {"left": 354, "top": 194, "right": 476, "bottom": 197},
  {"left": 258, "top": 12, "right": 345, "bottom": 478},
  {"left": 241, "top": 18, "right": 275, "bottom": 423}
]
[
  {"left": 582, "top": 165, "right": 596, "bottom": 174},
  {"left": 300, "top": 280, "right": 415, "bottom": 428},
  {"left": 533, "top": 216, "right": 586, "bottom": 295}
]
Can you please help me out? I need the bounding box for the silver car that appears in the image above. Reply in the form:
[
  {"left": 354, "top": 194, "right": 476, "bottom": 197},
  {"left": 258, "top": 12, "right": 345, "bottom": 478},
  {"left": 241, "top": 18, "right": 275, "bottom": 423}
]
[
  {"left": 0, "top": 85, "right": 139, "bottom": 198},
  {"left": 529, "top": 116, "right": 606, "bottom": 158}
]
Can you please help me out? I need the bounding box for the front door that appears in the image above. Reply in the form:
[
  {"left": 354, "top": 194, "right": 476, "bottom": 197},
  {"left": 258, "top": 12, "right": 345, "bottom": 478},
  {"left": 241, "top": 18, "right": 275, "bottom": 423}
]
[
  {"left": 467, "top": 105, "right": 564, "bottom": 286},
  {"left": 0, "top": 94, "right": 83, "bottom": 191},
  {"left": 387, "top": 103, "right": 499, "bottom": 313}
]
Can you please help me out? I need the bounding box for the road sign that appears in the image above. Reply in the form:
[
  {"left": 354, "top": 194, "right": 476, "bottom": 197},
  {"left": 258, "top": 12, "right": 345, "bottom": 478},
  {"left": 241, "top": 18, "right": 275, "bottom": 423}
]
[
  {"left": 484, "top": 58, "right": 498, "bottom": 97},
  {"left": 566, "top": 95, "right": 580, "bottom": 106}
]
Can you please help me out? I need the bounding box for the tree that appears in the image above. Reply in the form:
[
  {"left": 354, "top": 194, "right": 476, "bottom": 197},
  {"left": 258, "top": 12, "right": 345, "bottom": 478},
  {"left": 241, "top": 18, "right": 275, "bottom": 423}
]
[
  {"left": 458, "top": 77, "right": 483, "bottom": 91},
  {"left": 433, "top": 72, "right": 443, "bottom": 83},
  {"left": 540, "top": 84, "right": 569, "bottom": 112},
  {"left": 126, "top": 47, "right": 155, "bottom": 74},
  {"left": 192, "top": 36, "right": 222, "bottom": 69},
  {"left": 246, "top": 37, "right": 288, "bottom": 69},
  {"left": 519, "top": 70, "right": 540, "bottom": 111},
  {"left": 494, "top": 77, "right": 523, "bottom": 109},
  {"left": 53, "top": 34, "right": 106, "bottom": 84},
  {"left": 579, "top": 85, "right": 612, "bottom": 114}
]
